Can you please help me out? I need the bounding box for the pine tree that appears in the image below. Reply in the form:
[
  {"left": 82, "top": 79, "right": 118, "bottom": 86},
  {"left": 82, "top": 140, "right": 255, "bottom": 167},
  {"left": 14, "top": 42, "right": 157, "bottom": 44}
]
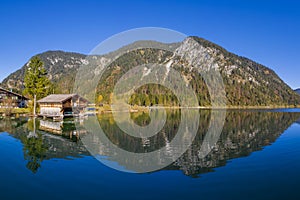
[{"left": 23, "top": 56, "right": 52, "bottom": 116}]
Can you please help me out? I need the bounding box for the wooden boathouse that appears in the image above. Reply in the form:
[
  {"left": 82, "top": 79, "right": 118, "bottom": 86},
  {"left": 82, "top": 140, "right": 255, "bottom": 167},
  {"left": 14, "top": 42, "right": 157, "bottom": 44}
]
[{"left": 37, "top": 94, "right": 89, "bottom": 120}]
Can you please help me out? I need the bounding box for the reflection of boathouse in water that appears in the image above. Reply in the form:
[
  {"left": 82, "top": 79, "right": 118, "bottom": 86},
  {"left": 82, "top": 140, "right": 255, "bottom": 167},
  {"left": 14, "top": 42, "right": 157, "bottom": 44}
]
[
  {"left": 39, "top": 119, "right": 87, "bottom": 141},
  {"left": 37, "top": 94, "right": 89, "bottom": 120},
  {"left": 39, "top": 120, "right": 63, "bottom": 134}
]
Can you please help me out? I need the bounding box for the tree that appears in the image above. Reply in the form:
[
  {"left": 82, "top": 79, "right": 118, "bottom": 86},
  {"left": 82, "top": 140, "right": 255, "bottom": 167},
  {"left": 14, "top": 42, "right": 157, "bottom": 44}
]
[
  {"left": 3, "top": 98, "right": 13, "bottom": 116},
  {"left": 97, "top": 94, "right": 103, "bottom": 104},
  {"left": 23, "top": 56, "right": 52, "bottom": 116},
  {"left": 144, "top": 95, "right": 151, "bottom": 106}
]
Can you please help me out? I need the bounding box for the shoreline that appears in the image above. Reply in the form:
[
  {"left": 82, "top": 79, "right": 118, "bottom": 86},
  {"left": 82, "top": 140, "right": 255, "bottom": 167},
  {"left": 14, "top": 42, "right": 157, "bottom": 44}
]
[
  {"left": 96, "top": 105, "right": 300, "bottom": 114},
  {"left": 1, "top": 105, "right": 300, "bottom": 117}
]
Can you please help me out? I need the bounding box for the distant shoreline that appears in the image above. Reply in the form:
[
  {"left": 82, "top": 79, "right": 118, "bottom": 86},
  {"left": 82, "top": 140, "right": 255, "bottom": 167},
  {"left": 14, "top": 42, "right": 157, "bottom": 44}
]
[
  {"left": 1, "top": 105, "right": 300, "bottom": 117},
  {"left": 97, "top": 104, "right": 300, "bottom": 113}
]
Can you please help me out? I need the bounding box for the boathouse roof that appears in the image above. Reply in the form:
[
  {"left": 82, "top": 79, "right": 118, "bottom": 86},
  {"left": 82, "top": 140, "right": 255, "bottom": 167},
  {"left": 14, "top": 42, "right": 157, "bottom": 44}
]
[{"left": 37, "top": 94, "right": 83, "bottom": 103}]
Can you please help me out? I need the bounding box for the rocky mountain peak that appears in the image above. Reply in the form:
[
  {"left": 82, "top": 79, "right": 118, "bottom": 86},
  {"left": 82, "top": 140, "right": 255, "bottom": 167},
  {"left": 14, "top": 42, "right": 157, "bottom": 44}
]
[{"left": 175, "top": 37, "right": 218, "bottom": 72}]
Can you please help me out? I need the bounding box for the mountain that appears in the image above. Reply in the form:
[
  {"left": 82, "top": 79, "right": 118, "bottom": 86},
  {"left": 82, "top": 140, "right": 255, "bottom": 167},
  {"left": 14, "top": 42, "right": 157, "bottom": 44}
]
[
  {"left": 95, "top": 36, "right": 300, "bottom": 106},
  {"left": 2, "top": 37, "right": 300, "bottom": 107},
  {"left": 295, "top": 88, "right": 300, "bottom": 95},
  {"left": 1, "top": 41, "right": 179, "bottom": 94},
  {"left": 2, "top": 50, "right": 86, "bottom": 94}
]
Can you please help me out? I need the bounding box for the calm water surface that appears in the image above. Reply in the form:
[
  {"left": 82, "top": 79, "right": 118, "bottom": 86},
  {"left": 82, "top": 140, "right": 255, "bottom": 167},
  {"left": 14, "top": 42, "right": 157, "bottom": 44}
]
[{"left": 1, "top": 109, "right": 300, "bottom": 200}]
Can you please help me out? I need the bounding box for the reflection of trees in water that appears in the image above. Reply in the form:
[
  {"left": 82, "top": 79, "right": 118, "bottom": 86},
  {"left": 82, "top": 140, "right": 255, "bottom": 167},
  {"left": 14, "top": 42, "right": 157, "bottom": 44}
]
[
  {"left": 0, "top": 117, "right": 47, "bottom": 173},
  {"left": 95, "top": 110, "right": 300, "bottom": 177},
  {"left": 19, "top": 118, "right": 47, "bottom": 173},
  {"left": 130, "top": 112, "right": 151, "bottom": 126},
  {"left": 98, "top": 110, "right": 183, "bottom": 153},
  {"left": 21, "top": 133, "right": 47, "bottom": 173},
  {"left": 2, "top": 117, "right": 89, "bottom": 174},
  {"left": 0, "top": 117, "right": 28, "bottom": 133}
]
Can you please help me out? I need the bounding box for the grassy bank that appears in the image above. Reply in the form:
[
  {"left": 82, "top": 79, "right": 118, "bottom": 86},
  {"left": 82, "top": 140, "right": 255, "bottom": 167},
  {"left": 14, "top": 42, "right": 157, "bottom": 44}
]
[
  {"left": 0, "top": 108, "right": 31, "bottom": 115},
  {"left": 97, "top": 104, "right": 149, "bottom": 113}
]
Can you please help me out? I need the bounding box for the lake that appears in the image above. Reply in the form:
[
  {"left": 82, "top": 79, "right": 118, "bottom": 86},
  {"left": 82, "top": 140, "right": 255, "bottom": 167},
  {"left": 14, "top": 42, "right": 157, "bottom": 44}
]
[{"left": 1, "top": 109, "right": 300, "bottom": 200}]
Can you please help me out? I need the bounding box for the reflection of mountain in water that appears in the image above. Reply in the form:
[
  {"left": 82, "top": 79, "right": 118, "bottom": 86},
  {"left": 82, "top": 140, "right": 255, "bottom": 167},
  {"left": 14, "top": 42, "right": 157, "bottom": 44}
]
[
  {"left": 170, "top": 111, "right": 300, "bottom": 177},
  {"left": 81, "top": 110, "right": 300, "bottom": 177},
  {"left": 1, "top": 110, "right": 300, "bottom": 176}
]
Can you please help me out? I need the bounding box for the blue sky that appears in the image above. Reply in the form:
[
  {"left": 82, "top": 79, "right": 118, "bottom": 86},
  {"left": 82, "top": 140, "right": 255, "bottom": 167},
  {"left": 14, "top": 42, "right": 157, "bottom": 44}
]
[{"left": 0, "top": 0, "right": 300, "bottom": 88}]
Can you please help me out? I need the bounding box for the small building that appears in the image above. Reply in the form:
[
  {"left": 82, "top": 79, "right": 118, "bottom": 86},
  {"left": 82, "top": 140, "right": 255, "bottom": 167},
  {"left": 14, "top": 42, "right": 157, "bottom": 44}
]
[
  {"left": 37, "top": 94, "right": 89, "bottom": 119},
  {"left": 0, "top": 87, "right": 28, "bottom": 108}
]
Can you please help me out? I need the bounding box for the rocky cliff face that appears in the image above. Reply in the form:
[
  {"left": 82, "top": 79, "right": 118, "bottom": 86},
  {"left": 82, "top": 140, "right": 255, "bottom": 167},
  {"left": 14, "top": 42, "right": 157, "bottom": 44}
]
[{"left": 175, "top": 37, "right": 300, "bottom": 106}]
